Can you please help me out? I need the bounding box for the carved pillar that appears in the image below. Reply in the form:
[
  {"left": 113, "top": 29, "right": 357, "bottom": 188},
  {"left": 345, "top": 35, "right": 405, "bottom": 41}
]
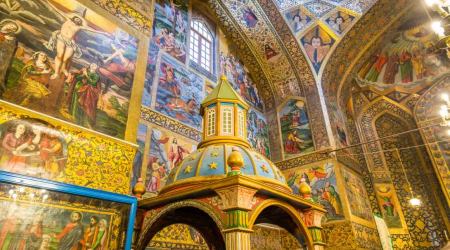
[
  {"left": 303, "top": 208, "right": 326, "bottom": 250},
  {"left": 215, "top": 185, "right": 257, "bottom": 250}
]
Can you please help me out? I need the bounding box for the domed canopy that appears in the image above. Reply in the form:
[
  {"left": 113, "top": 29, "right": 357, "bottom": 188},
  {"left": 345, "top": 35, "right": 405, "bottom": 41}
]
[
  {"left": 161, "top": 144, "right": 290, "bottom": 194},
  {"left": 160, "top": 75, "right": 290, "bottom": 194}
]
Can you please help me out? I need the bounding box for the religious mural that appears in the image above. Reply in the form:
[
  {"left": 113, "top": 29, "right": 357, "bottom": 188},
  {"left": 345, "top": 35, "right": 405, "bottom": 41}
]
[
  {"left": 219, "top": 51, "right": 264, "bottom": 111},
  {"left": 152, "top": 0, "right": 188, "bottom": 63},
  {"left": 240, "top": 6, "right": 259, "bottom": 29},
  {"left": 374, "top": 183, "right": 407, "bottom": 233},
  {"left": 0, "top": 0, "right": 138, "bottom": 139},
  {"left": 144, "top": 127, "right": 197, "bottom": 196},
  {"left": 279, "top": 99, "right": 313, "bottom": 159},
  {"left": 247, "top": 109, "right": 270, "bottom": 157},
  {"left": 0, "top": 102, "right": 135, "bottom": 194},
  {"left": 284, "top": 6, "right": 312, "bottom": 36},
  {"left": 155, "top": 54, "right": 204, "bottom": 130},
  {"left": 325, "top": 11, "right": 356, "bottom": 35},
  {"left": 142, "top": 43, "right": 160, "bottom": 108},
  {"left": 301, "top": 26, "right": 335, "bottom": 73},
  {"left": 284, "top": 162, "right": 344, "bottom": 222},
  {"left": 0, "top": 118, "right": 68, "bottom": 179},
  {"left": 0, "top": 182, "right": 129, "bottom": 249},
  {"left": 329, "top": 105, "right": 348, "bottom": 147},
  {"left": 132, "top": 123, "right": 147, "bottom": 188},
  {"left": 341, "top": 168, "right": 373, "bottom": 223},
  {"left": 356, "top": 10, "right": 449, "bottom": 90}
]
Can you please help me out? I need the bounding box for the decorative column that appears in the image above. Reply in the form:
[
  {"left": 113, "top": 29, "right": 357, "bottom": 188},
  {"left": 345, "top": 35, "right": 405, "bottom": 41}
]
[
  {"left": 302, "top": 208, "right": 326, "bottom": 250},
  {"left": 215, "top": 184, "right": 257, "bottom": 250},
  {"left": 215, "top": 148, "right": 257, "bottom": 250}
]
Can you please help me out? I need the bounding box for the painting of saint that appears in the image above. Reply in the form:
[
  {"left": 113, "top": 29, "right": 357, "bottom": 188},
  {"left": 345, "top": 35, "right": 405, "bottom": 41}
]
[
  {"left": 325, "top": 11, "right": 355, "bottom": 34},
  {"left": 329, "top": 106, "right": 348, "bottom": 147},
  {"left": 374, "top": 184, "right": 407, "bottom": 231},
  {"left": 152, "top": 0, "right": 188, "bottom": 63},
  {"left": 0, "top": 118, "right": 68, "bottom": 179},
  {"left": 247, "top": 109, "right": 270, "bottom": 158},
  {"left": 0, "top": 19, "right": 21, "bottom": 96},
  {"left": 342, "top": 168, "right": 373, "bottom": 222},
  {"left": 0, "top": 0, "right": 138, "bottom": 139},
  {"left": 241, "top": 7, "right": 258, "bottom": 28},
  {"left": 144, "top": 128, "right": 196, "bottom": 196},
  {"left": 301, "top": 26, "right": 335, "bottom": 73},
  {"left": 219, "top": 51, "right": 264, "bottom": 110},
  {"left": 155, "top": 55, "right": 204, "bottom": 130},
  {"left": 279, "top": 99, "right": 313, "bottom": 159},
  {"left": 285, "top": 162, "right": 344, "bottom": 222},
  {"left": 284, "top": 7, "right": 311, "bottom": 35},
  {"left": 0, "top": 183, "right": 121, "bottom": 249}
]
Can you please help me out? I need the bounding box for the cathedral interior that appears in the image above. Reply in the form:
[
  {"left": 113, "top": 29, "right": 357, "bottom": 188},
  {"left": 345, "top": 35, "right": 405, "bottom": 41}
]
[{"left": 0, "top": 0, "right": 450, "bottom": 249}]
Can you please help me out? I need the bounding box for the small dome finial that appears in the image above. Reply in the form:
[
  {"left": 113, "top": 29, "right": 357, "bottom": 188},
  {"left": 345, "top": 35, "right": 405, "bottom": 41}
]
[
  {"left": 132, "top": 177, "right": 146, "bottom": 199},
  {"left": 227, "top": 147, "right": 244, "bottom": 176},
  {"left": 220, "top": 74, "right": 228, "bottom": 81},
  {"left": 298, "top": 177, "right": 312, "bottom": 200}
]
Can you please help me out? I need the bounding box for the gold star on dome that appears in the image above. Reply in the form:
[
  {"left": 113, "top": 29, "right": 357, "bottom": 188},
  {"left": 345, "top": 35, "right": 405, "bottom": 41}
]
[
  {"left": 184, "top": 165, "right": 192, "bottom": 174},
  {"left": 189, "top": 154, "right": 197, "bottom": 161},
  {"left": 211, "top": 151, "right": 219, "bottom": 157},
  {"left": 209, "top": 162, "right": 218, "bottom": 169},
  {"left": 261, "top": 165, "right": 269, "bottom": 173}
]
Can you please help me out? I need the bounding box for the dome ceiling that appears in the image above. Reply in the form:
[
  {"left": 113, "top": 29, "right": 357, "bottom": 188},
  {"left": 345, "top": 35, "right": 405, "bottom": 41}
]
[{"left": 275, "top": 0, "right": 378, "bottom": 75}]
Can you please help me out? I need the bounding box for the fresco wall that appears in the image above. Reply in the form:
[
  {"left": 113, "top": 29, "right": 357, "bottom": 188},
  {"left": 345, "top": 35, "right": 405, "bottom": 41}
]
[
  {"left": 278, "top": 98, "right": 314, "bottom": 159},
  {"left": 283, "top": 161, "right": 344, "bottom": 223},
  {"left": 341, "top": 167, "right": 373, "bottom": 225},
  {"left": 0, "top": 0, "right": 142, "bottom": 139},
  {"left": 0, "top": 101, "right": 136, "bottom": 194}
]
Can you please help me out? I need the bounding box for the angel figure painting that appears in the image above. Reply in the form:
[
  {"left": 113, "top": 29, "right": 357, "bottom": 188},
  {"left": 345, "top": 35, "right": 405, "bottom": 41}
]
[
  {"left": 325, "top": 11, "right": 355, "bottom": 35},
  {"left": 0, "top": 0, "right": 138, "bottom": 139},
  {"left": 285, "top": 162, "right": 344, "bottom": 222},
  {"left": 301, "top": 26, "right": 335, "bottom": 73}
]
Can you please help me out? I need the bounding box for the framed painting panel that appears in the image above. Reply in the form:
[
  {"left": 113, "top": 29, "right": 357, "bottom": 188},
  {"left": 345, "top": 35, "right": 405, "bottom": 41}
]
[
  {"left": 0, "top": 0, "right": 144, "bottom": 140},
  {"left": 0, "top": 170, "right": 137, "bottom": 250}
]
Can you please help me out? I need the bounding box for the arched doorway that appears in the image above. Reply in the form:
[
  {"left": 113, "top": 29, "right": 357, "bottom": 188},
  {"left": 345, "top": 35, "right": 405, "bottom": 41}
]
[
  {"left": 249, "top": 201, "right": 314, "bottom": 249},
  {"left": 137, "top": 206, "right": 225, "bottom": 250}
]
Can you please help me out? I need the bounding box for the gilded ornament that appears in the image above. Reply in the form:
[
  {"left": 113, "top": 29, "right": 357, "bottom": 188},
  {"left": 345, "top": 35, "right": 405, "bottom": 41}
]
[
  {"left": 132, "top": 177, "right": 146, "bottom": 198},
  {"left": 209, "top": 162, "right": 218, "bottom": 169},
  {"left": 260, "top": 164, "right": 269, "bottom": 173},
  {"left": 184, "top": 165, "right": 192, "bottom": 174}
]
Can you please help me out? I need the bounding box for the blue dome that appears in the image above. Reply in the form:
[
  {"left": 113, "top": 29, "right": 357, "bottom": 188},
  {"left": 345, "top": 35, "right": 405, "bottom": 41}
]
[{"left": 161, "top": 144, "right": 290, "bottom": 194}]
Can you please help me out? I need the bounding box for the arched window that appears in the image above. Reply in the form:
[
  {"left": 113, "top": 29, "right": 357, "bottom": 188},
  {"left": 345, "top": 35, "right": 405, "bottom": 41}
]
[
  {"left": 207, "top": 108, "right": 216, "bottom": 136},
  {"left": 238, "top": 109, "right": 245, "bottom": 138},
  {"left": 222, "top": 106, "right": 234, "bottom": 136},
  {"left": 190, "top": 20, "right": 213, "bottom": 72}
]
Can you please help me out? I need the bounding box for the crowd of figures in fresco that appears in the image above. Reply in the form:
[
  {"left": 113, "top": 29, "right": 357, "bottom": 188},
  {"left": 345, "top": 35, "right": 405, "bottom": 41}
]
[
  {"left": 357, "top": 16, "right": 450, "bottom": 88},
  {"left": 0, "top": 195, "right": 113, "bottom": 250},
  {"left": 0, "top": 0, "right": 138, "bottom": 138},
  {"left": 0, "top": 119, "right": 68, "bottom": 179}
]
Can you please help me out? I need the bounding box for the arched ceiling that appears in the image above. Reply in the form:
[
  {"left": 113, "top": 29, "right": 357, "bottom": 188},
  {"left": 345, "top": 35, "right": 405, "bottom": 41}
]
[
  {"left": 209, "top": 0, "right": 333, "bottom": 150},
  {"left": 322, "top": 0, "right": 413, "bottom": 111}
]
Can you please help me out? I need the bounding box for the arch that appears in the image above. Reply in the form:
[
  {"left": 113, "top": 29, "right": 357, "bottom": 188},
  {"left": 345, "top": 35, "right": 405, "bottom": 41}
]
[
  {"left": 136, "top": 200, "right": 225, "bottom": 250},
  {"left": 249, "top": 199, "right": 314, "bottom": 250}
]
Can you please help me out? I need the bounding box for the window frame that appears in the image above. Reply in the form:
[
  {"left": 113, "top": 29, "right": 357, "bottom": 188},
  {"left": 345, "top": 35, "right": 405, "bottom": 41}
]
[{"left": 189, "top": 19, "right": 214, "bottom": 73}]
